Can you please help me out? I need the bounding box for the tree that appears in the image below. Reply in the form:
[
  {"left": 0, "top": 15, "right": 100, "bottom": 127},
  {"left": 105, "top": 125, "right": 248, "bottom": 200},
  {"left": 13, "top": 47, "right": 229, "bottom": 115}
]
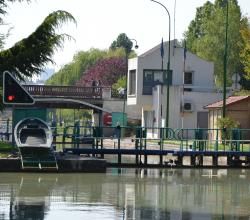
[
  {"left": 110, "top": 33, "right": 133, "bottom": 55},
  {"left": 76, "top": 57, "right": 126, "bottom": 87},
  {"left": 47, "top": 34, "right": 136, "bottom": 87},
  {"left": 46, "top": 48, "right": 106, "bottom": 85},
  {"left": 0, "top": 9, "right": 76, "bottom": 80},
  {"left": 0, "top": 1, "right": 76, "bottom": 109},
  {"left": 239, "top": 19, "right": 250, "bottom": 79},
  {"left": 184, "top": 0, "right": 247, "bottom": 87},
  {"left": 184, "top": 1, "right": 214, "bottom": 54},
  {"left": 46, "top": 47, "right": 126, "bottom": 86}
]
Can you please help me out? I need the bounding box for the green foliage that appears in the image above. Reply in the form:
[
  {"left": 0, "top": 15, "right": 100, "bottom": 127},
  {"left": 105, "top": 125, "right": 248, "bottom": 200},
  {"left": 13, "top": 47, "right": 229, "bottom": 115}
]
[
  {"left": 217, "top": 116, "right": 240, "bottom": 140},
  {"left": 184, "top": 1, "right": 214, "bottom": 54},
  {"left": 112, "top": 76, "right": 126, "bottom": 90},
  {"left": 110, "top": 33, "right": 133, "bottom": 55},
  {"left": 46, "top": 48, "right": 129, "bottom": 86},
  {"left": 0, "top": 10, "right": 76, "bottom": 80},
  {"left": 217, "top": 116, "right": 239, "bottom": 129},
  {"left": 47, "top": 32, "right": 138, "bottom": 86},
  {"left": 0, "top": 141, "right": 12, "bottom": 150},
  {"left": 55, "top": 109, "right": 92, "bottom": 124},
  {"left": 239, "top": 19, "right": 250, "bottom": 79},
  {"left": 184, "top": 0, "right": 248, "bottom": 87},
  {"left": 46, "top": 48, "right": 106, "bottom": 85},
  {"left": 233, "top": 89, "right": 250, "bottom": 96},
  {"left": 0, "top": 1, "right": 76, "bottom": 109}
]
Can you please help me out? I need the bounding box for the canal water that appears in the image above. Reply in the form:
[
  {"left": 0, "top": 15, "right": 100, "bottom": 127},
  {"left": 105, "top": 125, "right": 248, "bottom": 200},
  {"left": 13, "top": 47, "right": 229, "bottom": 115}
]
[{"left": 0, "top": 168, "right": 249, "bottom": 219}]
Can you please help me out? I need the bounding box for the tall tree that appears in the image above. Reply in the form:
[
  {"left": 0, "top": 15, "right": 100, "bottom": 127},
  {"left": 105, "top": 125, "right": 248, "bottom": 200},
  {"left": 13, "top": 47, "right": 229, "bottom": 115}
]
[
  {"left": 184, "top": 0, "right": 247, "bottom": 86},
  {"left": 110, "top": 33, "right": 133, "bottom": 55},
  {"left": 239, "top": 19, "right": 250, "bottom": 79},
  {"left": 184, "top": 1, "right": 214, "bottom": 54}
]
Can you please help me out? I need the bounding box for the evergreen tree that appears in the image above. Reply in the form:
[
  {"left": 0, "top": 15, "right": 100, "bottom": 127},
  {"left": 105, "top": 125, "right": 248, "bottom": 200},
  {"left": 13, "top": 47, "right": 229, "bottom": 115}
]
[{"left": 0, "top": 10, "right": 76, "bottom": 80}]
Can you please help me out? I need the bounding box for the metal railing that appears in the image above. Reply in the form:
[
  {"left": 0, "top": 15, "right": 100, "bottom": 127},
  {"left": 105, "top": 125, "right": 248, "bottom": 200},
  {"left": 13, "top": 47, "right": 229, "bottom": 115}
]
[
  {"left": 49, "top": 126, "right": 250, "bottom": 153},
  {"left": 2, "top": 120, "right": 249, "bottom": 153},
  {"left": 23, "top": 85, "right": 102, "bottom": 98},
  {"left": 22, "top": 84, "right": 126, "bottom": 99}
]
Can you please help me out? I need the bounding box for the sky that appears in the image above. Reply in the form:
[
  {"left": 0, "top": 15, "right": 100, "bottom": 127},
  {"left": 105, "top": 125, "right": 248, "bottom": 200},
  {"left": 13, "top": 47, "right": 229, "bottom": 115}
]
[{"left": 3, "top": 0, "right": 250, "bottom": 71}]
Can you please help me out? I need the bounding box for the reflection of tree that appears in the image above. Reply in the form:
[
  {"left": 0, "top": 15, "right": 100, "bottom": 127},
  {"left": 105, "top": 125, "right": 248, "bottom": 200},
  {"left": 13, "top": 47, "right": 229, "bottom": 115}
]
[
  {"left": 11, "top": 203, "right": 45, "bottom": 220},
  {"left": 8, "top": 175, "right": 57, "bottom": 220},
  {"left": 0, "top": 170, "right": 250, "bottom": 219}
]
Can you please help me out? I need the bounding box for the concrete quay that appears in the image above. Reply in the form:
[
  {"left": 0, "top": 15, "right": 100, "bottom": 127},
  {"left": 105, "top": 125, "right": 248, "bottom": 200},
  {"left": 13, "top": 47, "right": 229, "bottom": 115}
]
[{"left": 0, "top": 155, "right": 106, "bottom": 172}]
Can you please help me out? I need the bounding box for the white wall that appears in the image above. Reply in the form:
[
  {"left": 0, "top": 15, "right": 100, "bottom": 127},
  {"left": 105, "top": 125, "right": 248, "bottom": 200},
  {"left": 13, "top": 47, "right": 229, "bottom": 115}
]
[{"left": 127, "top": 40, "right": 221, "bottom": 130}]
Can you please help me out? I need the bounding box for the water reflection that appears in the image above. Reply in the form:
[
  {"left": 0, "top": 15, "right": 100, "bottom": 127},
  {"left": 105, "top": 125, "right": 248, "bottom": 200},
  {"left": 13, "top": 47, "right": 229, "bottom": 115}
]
[{"left": 0, "top": 169, "right": 250, "bottom": 219}]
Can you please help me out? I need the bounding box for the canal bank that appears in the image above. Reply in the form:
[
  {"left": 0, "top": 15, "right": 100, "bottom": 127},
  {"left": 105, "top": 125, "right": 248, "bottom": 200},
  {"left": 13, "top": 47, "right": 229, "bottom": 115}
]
[
  {"left": 1, "top": 151, "right": 250, "bottom": 172},
  {"left": 0, "top": 155, "right": 106, "bottom": 172}
]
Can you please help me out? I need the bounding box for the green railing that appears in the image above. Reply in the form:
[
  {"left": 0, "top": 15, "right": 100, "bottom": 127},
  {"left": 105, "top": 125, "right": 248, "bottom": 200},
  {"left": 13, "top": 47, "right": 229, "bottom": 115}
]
[
  {"left": 1, "top": 118, "right": 249, "bottom": 153},
  {"left": 50, "top": 125, "right": 250, "bottom": 153}
]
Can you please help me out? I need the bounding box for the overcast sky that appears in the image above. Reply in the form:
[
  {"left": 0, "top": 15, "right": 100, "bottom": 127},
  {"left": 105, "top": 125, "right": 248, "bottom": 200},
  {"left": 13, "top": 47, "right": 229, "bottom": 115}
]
[{"left": 3, "top": 0, "right": 250, "bottom": 70}]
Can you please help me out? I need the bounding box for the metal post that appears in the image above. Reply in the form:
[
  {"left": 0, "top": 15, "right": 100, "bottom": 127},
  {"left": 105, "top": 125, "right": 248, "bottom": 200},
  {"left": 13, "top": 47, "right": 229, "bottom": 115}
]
[
  {"left": 223, "top": 0, "right": 229, "bottom": 118},
  {"left": 150, "top": 0, "right": 171, "bottom": 128}
]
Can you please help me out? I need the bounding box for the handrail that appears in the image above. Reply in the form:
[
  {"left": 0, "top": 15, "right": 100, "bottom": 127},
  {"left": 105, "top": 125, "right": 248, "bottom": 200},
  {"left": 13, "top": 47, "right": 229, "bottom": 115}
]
[
  {"left": 23, "top": 85, "right": 103, "bottom": 98},
  {"left": 23, "top": 85, "right": 126, "bottom": 99}
]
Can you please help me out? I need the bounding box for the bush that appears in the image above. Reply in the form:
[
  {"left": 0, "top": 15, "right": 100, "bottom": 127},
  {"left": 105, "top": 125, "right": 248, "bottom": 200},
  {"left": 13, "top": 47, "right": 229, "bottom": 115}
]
[{"left": 217, "top": 117, "right": 239, "bottom": 140}]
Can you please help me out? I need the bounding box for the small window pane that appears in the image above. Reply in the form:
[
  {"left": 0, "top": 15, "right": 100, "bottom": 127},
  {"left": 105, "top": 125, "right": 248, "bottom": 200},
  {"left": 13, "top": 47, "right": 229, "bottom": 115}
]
[
  {"left": 129, "top": 70, "right": 136, "bottom": 95},
  {"left": 145, "top": 71, "right": 153, "bottom": 81},
  {"left": 184, "top": 72, "right": 193, "bottom": 84},
  {"left": 154, "top": 71, "right": 163, "bottom": 83}
]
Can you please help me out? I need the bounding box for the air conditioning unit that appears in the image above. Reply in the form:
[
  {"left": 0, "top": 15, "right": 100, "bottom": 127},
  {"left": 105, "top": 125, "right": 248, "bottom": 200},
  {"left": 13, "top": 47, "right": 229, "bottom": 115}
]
[{"left": 183, "top": 102, "right": 194, "bottom": 112}]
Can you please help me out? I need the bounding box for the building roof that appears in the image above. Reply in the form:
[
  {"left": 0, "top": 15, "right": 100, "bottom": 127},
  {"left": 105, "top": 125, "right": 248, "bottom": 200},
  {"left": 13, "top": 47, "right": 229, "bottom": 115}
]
[
  {"left": 139, "top": 40, "right": 176, "bottom": 58},
  {"left": 205, "top": 96, "right": 250, "bottom": 109}
]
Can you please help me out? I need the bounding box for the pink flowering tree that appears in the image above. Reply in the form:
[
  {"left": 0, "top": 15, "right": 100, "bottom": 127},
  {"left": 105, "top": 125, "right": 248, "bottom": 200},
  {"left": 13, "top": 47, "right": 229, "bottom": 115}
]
[{"left": 76, "top": 57, "right": 126, "bottom": 87}]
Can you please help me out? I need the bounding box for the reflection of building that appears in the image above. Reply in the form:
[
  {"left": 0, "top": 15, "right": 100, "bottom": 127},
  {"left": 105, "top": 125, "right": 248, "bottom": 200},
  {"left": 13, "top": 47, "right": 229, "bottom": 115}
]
[
  {"left": 0, "top": 170, "right": 250, "bottom": 219},
  {"left": 127, "top": 40, "right": 223, "bottom": 135}
]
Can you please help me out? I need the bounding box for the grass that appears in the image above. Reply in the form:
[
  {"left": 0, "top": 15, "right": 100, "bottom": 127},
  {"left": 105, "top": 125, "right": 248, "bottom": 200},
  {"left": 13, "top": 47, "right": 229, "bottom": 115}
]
[
  {"left": 0, "top": 141, "right": 17, "bottom": 158},
  {"left": 0, "top": 141, "right": 14, "bottom": 151}
]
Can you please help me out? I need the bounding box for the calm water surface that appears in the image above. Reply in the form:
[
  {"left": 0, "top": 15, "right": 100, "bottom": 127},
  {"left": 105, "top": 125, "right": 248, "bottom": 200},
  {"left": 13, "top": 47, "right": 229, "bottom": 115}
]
[{"left": 0, "top": 168, "right": 250, "bottom": 220}]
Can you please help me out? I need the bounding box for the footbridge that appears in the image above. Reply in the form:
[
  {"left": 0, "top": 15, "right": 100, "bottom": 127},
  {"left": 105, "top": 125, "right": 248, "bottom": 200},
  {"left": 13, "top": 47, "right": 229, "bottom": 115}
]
[{"left": 23, "top": 84, "right": 124, "bottom": 110}]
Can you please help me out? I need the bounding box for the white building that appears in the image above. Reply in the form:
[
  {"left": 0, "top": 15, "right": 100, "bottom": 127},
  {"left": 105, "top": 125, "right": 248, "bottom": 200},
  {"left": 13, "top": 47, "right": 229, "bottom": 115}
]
[{"left": 127, "top": 40, "right": 223, "bottom": 135}]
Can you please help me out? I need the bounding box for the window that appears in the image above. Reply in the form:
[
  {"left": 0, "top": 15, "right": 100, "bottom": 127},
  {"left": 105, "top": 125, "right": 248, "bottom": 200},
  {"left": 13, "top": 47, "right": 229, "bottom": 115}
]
[
  {"left": 184, "top": 71, "right": 193, "bottom": 85},
  {"left": 128, "top": 70, "right": 136, "bottom": 95},
  {"left": 143, "top": 69, "right": 172, "bottom": 95}
]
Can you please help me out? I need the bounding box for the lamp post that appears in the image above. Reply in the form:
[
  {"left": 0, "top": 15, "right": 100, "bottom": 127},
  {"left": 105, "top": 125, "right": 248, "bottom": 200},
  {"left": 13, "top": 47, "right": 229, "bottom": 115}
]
[
  {"left": 222, "top": 0, "right": 229, "bottom": 118},
  {"left": 150, "top": 0, "right": 171, "bottom": 128},
  {"left": 122, "top": 38, "right": 139, "bottom": 125},
  {"left": 130, "top": 39, "right": 139, "bottom": 49}
]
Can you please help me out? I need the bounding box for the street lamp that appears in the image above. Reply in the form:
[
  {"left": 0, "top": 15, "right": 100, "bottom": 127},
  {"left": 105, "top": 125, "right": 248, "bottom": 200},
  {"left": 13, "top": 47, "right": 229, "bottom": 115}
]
[
  {"left": 130, "top": 39, "right": 139, "bottom": 49},
  {"left": 222, "top": 0, "right": 229, "bottom": 118},
  {"left": 150, "top": 0, "right": 171, "bottom": 128}
]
